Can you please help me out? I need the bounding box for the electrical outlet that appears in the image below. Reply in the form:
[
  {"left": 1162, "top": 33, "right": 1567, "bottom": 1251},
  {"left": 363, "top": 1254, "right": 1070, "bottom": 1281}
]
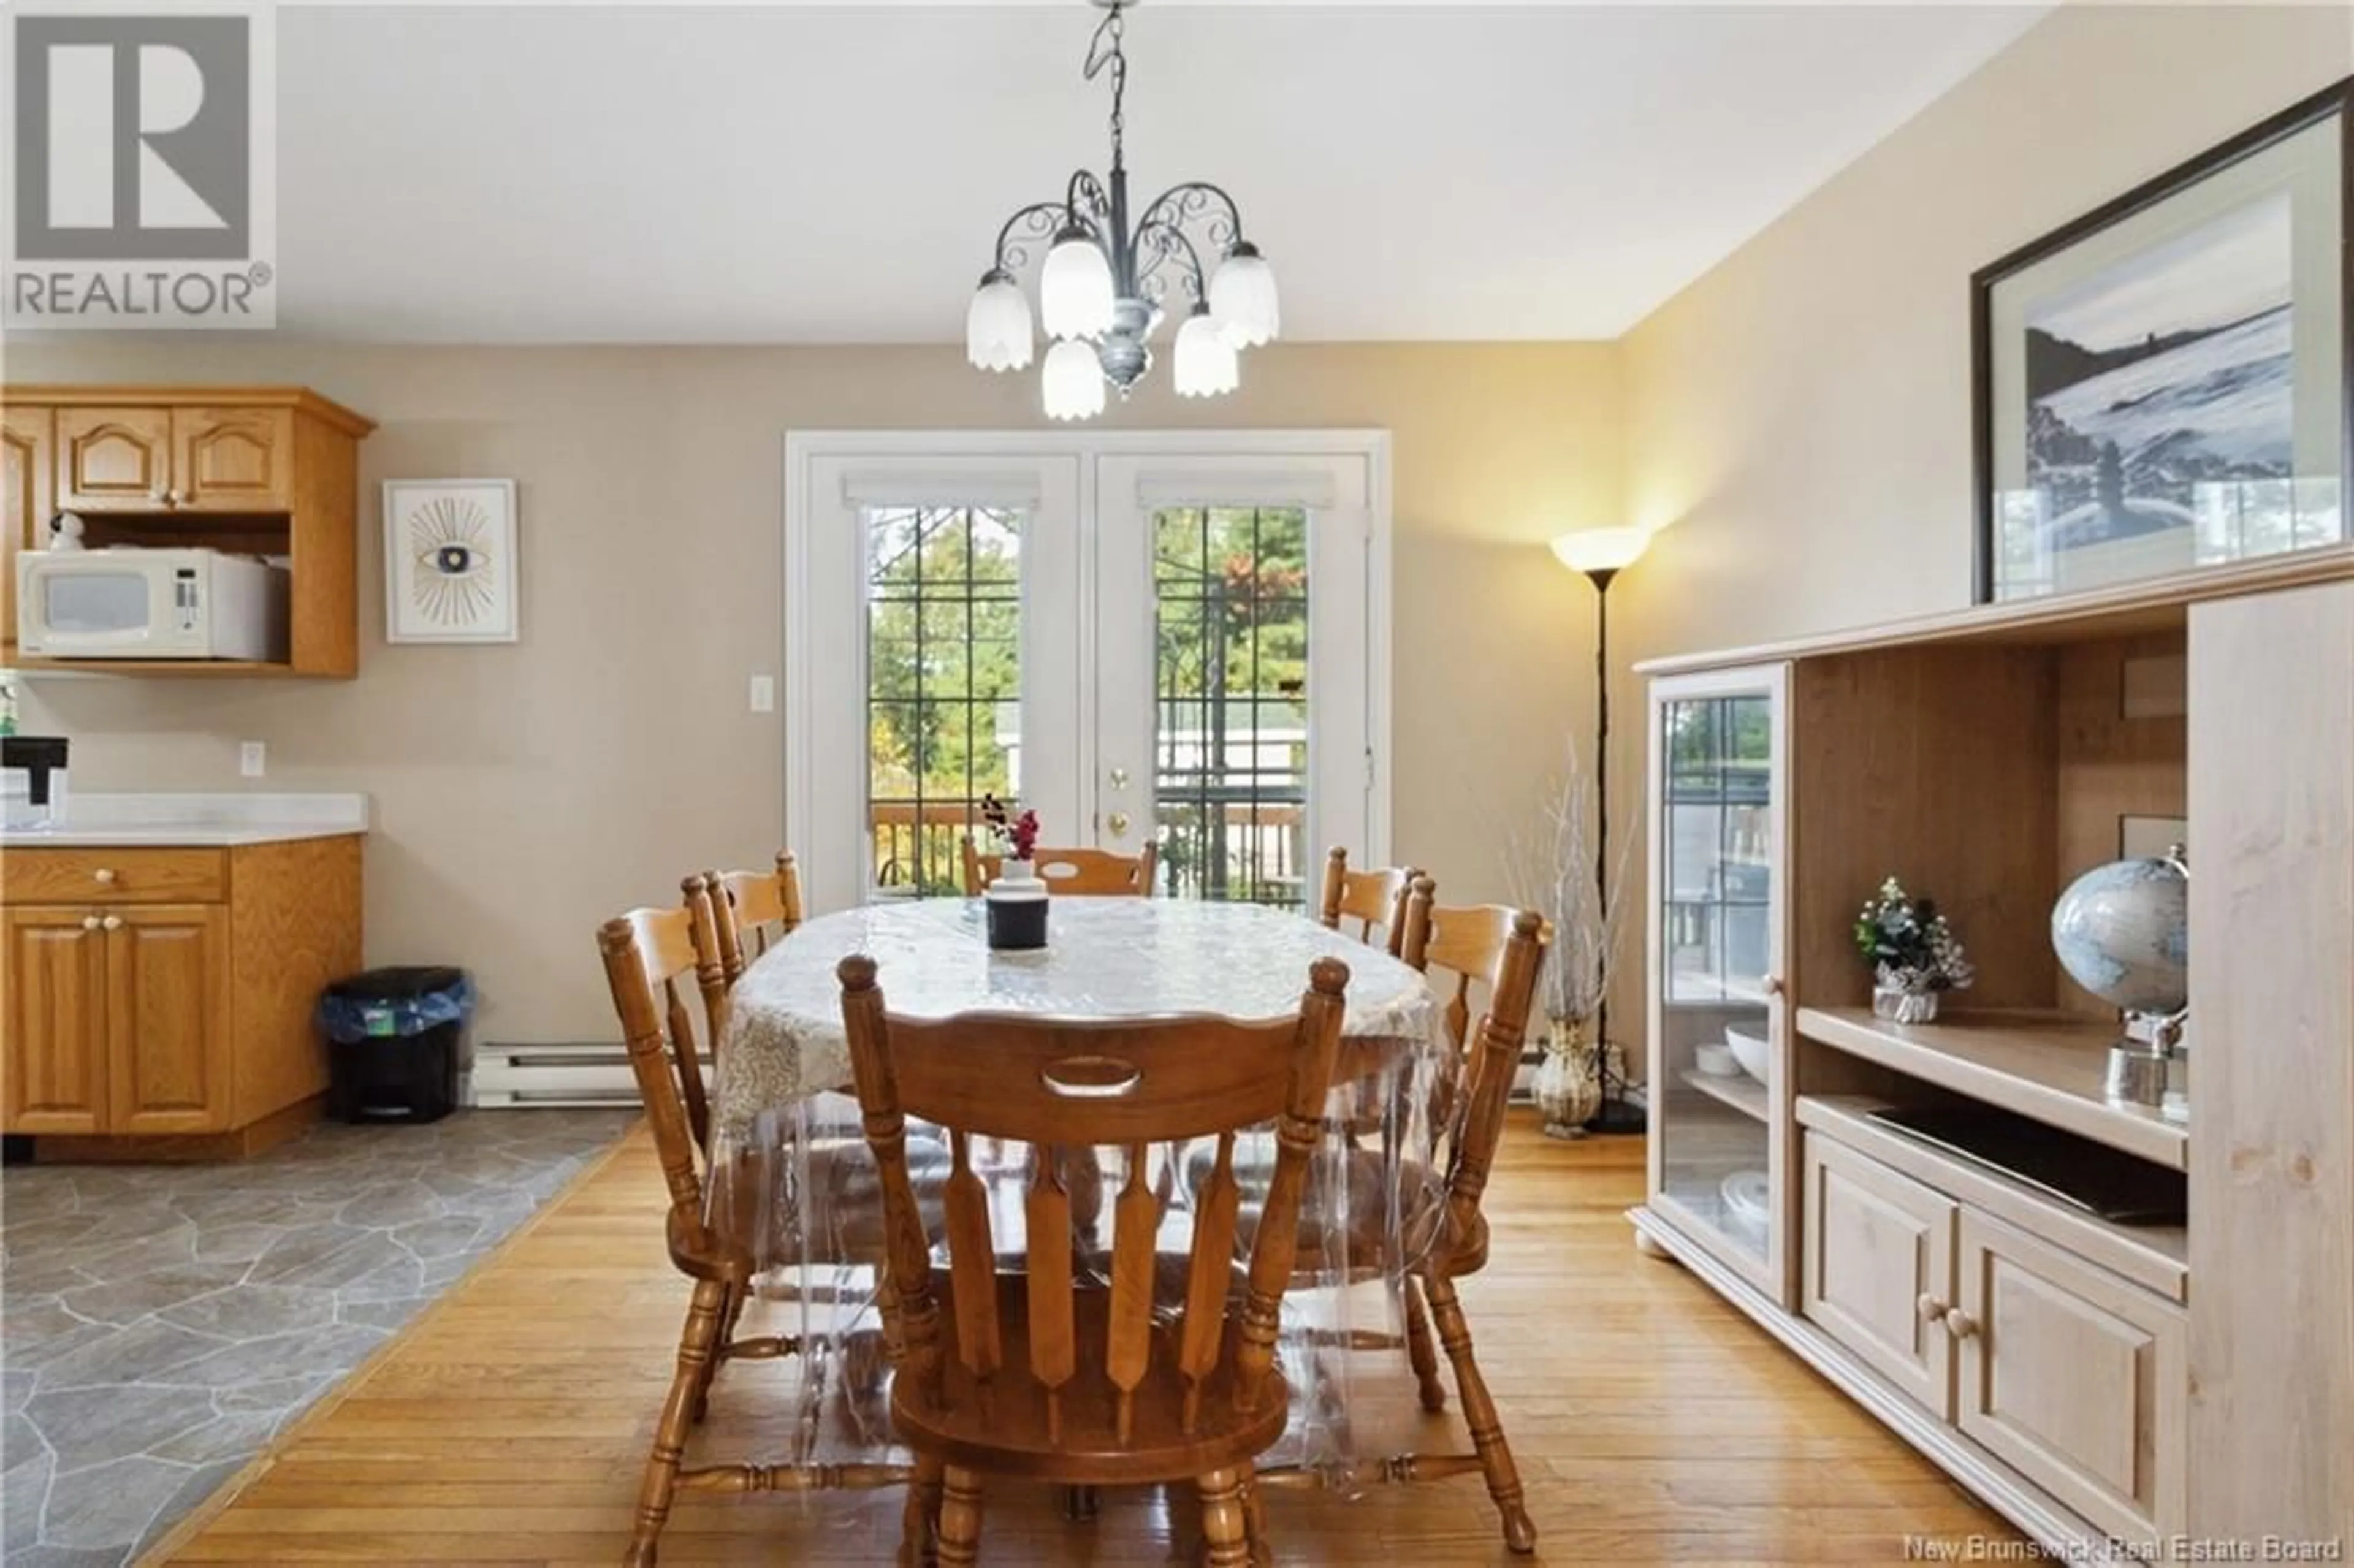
[
  {"left": 748, "top": 674, "right": 776, "bottom": 714},
  {"left": 239, "top": 741, "right": 266, "bottom": 778}
]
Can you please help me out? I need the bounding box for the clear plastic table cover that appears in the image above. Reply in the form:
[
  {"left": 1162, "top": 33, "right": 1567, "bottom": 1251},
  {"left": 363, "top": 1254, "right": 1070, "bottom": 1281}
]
[{"left": 708, "top": 897, "right": 1453, "bottom": 1478}]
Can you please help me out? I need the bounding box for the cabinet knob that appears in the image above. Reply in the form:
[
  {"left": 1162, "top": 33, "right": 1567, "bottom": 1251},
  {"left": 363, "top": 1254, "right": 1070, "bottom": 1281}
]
[
  {"left": 93, "top": 867, "right": 117, "bottom": 883},
  {"left": 1915, "top": 1293, "right": 1948, "bottom": 1323},
  {"left": 1760, "top": 975, "right": 1785, "bottom": 998},
  {"left": 101, "top": 915, "right": 123, "bottom": 931},
  {"left": 82, "top": 915, "right": 101, "bottom": 931},
  {"left": 1943, "top": 1309, "right": 1979, "bottom": 1341}
]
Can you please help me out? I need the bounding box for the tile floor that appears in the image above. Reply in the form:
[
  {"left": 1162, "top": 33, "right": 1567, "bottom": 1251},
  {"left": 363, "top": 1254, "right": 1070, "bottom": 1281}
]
[{"left": 1, "top": 1108, "right": 635, "bottom": 1566}]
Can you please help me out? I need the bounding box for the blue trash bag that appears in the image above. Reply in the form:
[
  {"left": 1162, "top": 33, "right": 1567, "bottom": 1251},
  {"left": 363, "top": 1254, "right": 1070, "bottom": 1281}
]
[{"left": 317, "top": 967, "right": 474, "bottom": 1043}]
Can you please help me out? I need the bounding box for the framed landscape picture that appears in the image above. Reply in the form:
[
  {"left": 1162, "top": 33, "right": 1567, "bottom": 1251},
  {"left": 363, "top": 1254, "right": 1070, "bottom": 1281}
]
[{"left": 1974, "top": 78, "right": 2350, "bottom": 603}]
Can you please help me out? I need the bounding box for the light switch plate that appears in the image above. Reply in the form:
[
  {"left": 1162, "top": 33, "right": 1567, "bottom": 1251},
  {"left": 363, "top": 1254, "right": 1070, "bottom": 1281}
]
[
  {"left": 748, "top": 675, "right": 776, "bottom": 714},
  {"left": 239, "top": 741, "right": 267, "bottom": 778}
]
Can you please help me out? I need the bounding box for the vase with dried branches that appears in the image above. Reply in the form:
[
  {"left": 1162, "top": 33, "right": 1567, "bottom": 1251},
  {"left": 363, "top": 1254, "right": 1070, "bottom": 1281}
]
[{"left": 1504, "top": 733, "right": 1637, "bottom": 1138}]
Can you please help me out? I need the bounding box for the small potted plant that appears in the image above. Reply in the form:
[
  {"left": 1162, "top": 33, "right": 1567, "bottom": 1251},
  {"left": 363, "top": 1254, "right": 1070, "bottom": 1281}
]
[
  {"left": 980, "top": 793, "right": 1048, "bottom": 951},
  {"left": 1854, "top": 877, "right": 1975, "bottom": 1024}
]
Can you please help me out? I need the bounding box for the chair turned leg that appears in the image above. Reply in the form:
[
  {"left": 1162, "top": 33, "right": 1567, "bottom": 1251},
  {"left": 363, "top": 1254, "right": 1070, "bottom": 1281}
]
[
  {"left": 899, "top": 1453, "right": 943, "bottom": 1567},
  {"left": 627, "top": 1276, "right": 728, "bottom": 1566},
  {"left": 690, "top": 1281, "right": 741, "bottom": 1426},
  {"left": 1423, "top": 1272, "right": 1536, "bottom": 1553},
  {"left": 1403, "top": 1277, "right": 1447, "bottom": 1413},
  {"left": 1240, "top": 1461, "right": 1272, "bottom": 1567},
  {"left": 1197, "top": 1467, "right": 1251, "bottom": 1568},
  {"left": 935, "top": 1464, "right": 985, "bottom": 1566}
]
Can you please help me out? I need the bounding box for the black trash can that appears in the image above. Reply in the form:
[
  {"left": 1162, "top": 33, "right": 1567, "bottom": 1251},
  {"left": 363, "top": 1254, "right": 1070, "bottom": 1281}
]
[{"left": 318, "top": 967, "right": 473, "bottom": 1124}]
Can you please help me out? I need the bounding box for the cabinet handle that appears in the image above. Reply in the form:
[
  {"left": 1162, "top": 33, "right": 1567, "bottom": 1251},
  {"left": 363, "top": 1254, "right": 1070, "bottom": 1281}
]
[
  {"left": 1915, "top": 1293, "right": 1948, "bottom": 1323},
  {"left": 82, "top": 915, "right": 101, "bottom": 931},
  {"left": 101, "top": 915, "right": 123, "bottom": 931},
  {"left": 93, "top": 867, "right": 118, "bottom": 883},
  {"left": 1943, "top": 1309, "right": 1979, "bottom": 1341},
  {"left": 1760, "top": 975, "right": 1785, "bottom": 998}
]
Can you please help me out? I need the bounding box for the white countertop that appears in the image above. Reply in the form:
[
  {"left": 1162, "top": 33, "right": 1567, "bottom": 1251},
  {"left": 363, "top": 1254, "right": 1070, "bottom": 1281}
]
[{"left": 0, "top": 792, "right": 369, "bottom": 847}]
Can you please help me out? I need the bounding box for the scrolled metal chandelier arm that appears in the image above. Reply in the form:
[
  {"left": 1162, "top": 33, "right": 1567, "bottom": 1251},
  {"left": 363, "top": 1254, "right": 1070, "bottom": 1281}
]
[
  {"left": 1133, "top": 181, "right": 1246, "bottom": 256},
  {"left": 985, "top": 200, "right": 1075, "bottom": 280},
  {"left": 1064, "top": 170, "right": 1114, "bottom": 236},
  {"left": 1132, "top": 218, "right": 1208, "bottom": 307}
]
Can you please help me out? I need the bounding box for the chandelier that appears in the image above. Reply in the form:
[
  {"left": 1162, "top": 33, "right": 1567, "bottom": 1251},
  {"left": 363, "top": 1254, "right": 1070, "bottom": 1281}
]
[{"left": 963, "top": 0, "right": 1280, "bottom": 420}]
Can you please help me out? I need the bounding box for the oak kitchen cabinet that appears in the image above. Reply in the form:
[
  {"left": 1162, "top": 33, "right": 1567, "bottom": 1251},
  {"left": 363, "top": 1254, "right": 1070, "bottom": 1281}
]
[
  {"left": 0, "top": 386, "right": 373, "bottom": 676},
  {"left": 1, "top": 835, "right": 362, "bottom": 1155}
]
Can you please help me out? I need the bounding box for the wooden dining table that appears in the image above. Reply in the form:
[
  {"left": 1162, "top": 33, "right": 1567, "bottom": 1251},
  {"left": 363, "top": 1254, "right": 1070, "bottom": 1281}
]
[{"left": 707, "top": 896, "right": 1454, "bottom": 1472}]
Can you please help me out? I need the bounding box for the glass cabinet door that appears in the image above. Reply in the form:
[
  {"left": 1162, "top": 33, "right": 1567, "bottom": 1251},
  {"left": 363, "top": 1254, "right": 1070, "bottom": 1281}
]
[{"left": 1648, "top": 667, "right": 1786, "bottom": 1295}]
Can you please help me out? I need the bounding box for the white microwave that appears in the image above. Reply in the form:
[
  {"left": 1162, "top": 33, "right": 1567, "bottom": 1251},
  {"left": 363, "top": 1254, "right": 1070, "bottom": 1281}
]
[{"left": 17, "top": 548, "right": 288, "bottom": 661}]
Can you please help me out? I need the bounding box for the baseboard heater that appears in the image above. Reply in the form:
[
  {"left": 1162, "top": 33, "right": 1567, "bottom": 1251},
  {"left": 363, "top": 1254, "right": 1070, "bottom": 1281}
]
[{"left": 471, "top": 1040, "right": 671, "bottom": 1109}]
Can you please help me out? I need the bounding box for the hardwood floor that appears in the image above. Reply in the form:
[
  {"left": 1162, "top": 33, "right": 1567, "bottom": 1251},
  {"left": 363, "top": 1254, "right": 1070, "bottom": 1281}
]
[{"left": 148, "top": 1115, "right": 2017, "bottom": 1564}]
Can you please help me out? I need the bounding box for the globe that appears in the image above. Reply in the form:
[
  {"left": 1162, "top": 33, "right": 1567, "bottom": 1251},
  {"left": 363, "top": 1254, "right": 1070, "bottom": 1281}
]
[{"left": 2051, "top": 854, "right": 2189, "bottom": 1014}]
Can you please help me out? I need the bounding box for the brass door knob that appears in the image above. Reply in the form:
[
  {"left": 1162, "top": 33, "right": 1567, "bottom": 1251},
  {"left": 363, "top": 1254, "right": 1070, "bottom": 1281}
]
[{"left": 1106, "top": 811, "right": 1132, "bottom": 839}]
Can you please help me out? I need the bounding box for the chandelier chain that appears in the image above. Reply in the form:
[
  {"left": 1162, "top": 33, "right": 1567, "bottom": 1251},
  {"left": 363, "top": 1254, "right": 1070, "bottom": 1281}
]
[{"left": 1086, "top": 3, "right": 1129, "bottom": 172}]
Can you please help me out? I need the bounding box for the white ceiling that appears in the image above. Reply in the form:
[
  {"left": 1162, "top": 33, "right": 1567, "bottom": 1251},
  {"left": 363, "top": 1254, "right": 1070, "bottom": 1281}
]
[{"left": 262, "top": 2, "right": 2051, "bottom": 343}]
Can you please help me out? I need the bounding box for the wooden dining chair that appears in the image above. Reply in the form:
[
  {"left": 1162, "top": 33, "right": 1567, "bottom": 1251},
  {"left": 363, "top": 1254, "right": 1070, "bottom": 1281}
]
[
  {"left": 1316, "top": 845, "right": 1419, "bottom": 957},
  {"left": 597, "top": 891, "right": 909, "bottom": 1567},
  {"left": 959, "top": 835, "right": 1158, "bottom": 897},
  {"left": 706, "top": 850, "right": 804, "bottom": 984},
  {"left": 839, "top": 952, "right": 1348, "bottom": 1567},
  {"left": 1382, "top": 886, "right": 1547, "bottom": 1550}
]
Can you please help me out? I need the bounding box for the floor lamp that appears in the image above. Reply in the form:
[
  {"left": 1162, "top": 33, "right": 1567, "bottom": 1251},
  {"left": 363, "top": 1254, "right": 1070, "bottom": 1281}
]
[{"left": 1548, "top": 526, "right": 1652, "bottom": 1135}]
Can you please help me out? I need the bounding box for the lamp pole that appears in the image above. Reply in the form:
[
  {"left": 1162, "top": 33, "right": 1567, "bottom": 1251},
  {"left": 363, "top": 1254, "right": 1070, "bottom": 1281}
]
[{"left": 1582, "top": 565, "right": 1644, "bottom": 1135}]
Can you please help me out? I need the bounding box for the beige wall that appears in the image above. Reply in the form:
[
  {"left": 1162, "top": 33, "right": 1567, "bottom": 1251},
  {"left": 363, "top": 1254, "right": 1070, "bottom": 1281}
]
[
  {"left": 1605, "top": 2, "right": 2350, "bottom": 1030},
  {"left": 4, "top": 341, "right": 1623, "bottom": 1041}
]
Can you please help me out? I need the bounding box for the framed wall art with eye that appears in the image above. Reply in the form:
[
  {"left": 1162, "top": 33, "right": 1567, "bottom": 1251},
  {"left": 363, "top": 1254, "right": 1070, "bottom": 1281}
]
[{"left": 382, "top": 478, "right": 520, "bottom": 644}]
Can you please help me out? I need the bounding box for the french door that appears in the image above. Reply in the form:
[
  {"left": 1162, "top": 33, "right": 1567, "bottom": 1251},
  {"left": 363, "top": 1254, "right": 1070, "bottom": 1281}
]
[{"left": 785, "top": 433, "right": 1390, "bottom": 916}]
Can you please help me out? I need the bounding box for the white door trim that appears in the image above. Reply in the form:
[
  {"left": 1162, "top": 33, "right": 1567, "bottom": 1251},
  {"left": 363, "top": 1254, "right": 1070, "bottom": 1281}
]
[{"left": 783, "top": 429, "right": 1393, "bottom": 914}]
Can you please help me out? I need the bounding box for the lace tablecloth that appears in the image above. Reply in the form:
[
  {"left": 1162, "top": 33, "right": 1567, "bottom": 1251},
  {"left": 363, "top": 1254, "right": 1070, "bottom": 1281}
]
[
  {"left": 710, "top": 897, "right": 1451, "bottom": 1474},
  {"left": 718, "top": 897, "right": 1438, "bottom": 1131}
]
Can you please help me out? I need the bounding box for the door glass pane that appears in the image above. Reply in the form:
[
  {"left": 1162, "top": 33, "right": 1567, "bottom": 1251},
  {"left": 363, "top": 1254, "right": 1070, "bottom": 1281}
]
[
  {"left": 864, "top": 505, "right": 1023, "bottom": 897},
  {"left": 1151, "top": 505, "right": 1309, "bottom": 905},
  {"left": 1657, "top": 690, "right": 1775, "bottom": 1266}
]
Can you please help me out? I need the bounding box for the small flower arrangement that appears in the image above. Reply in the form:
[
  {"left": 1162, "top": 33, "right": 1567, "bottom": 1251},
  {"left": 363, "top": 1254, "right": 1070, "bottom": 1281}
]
[
  {"left": 1854, "top": 877, "right": 1974, "bottom": 1021},
  {"left": 980, "top": 793, "right": 1040, "bottom": 862}
]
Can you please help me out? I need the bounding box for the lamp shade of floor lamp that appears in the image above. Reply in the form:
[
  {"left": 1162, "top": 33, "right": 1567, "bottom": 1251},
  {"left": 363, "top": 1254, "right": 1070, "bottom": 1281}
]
[{"left": 1549, "top": 526, "right": 1652, "bottom": 1134}]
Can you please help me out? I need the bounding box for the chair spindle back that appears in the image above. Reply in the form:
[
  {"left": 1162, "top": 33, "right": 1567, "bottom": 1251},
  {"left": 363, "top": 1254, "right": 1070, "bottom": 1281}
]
[
  {"left": 596, "top": 883, "right": 729, "bottom": 1231},
  {"left": 709, "top": 851, "right": 805, "bottom": 983},
  {"left": 1317, "top": 846, "right": 1418, "bottom": 956},
  {"left": 839, "top": 956, "right": 1346, "bottom": 1447}
]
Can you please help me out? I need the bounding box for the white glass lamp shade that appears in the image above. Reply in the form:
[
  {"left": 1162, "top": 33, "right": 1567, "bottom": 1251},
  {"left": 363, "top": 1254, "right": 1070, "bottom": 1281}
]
[
  {"left": 1209, "top": 243, "right": 1279, "bottom": 348},
  {"left": 1548, "top": 526, "right": 1653, "bottom": 576},
  {"left": 1039, "top": 231, "right": 1116, "bottom": 341},
  {"left": 1042, "top": 338, "right": 1107, "bottom": 421},
  {"left": 1171, "top": 308, "right": 1240, "bottom": 398},
  {"left": 966, "top": 271, "right": 1034, "bottom": 373}
]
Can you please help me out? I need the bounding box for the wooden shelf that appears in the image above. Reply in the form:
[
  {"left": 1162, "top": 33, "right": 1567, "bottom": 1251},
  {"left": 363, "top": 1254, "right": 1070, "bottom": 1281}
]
[
  {"left": 1797, "top": 1005, "right": 2187, "bottom": 1173},
  {"left": 1678, "top": 1067, "right": 1768, "bottom": 1122},
  {"left": 8, "top": 658, "right": 304, "bottom": 678}
]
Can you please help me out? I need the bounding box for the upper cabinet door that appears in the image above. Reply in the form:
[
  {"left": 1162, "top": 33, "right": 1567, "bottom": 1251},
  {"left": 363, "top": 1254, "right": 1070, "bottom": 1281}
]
[
  {"left": 2, "top": 405, "right": 55, "bottom": 649},
  {"left": 56, "top": 406, "right": 173, "bottom": 511},
  {"left": 172, "top": 406, "right": 294, "bottom": 513}
]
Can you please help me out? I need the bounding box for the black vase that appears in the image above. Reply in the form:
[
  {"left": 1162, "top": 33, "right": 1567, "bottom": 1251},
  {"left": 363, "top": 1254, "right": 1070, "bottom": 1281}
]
[{"left": 985, "top": 886, "right": 1049, "bottom": 951}]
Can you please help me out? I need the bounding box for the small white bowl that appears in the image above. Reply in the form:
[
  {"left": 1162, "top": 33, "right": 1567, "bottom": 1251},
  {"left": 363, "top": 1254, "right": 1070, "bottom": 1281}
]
[
  {"left": 1725, "top": 1025, "right": 1770, "bottom": 1085},
  {"left": 1694, "top": 1042, "right": 1739, "bottom": 1078}
]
